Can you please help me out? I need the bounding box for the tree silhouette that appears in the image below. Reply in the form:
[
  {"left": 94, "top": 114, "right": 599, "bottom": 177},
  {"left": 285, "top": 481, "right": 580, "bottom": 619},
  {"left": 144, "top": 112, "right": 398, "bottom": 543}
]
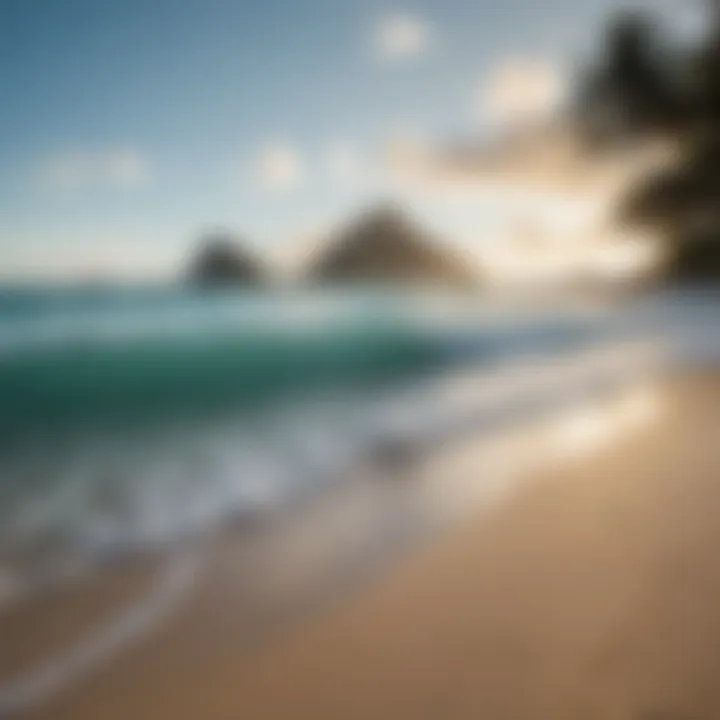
[{"left": 581, "top": 4, "right": 720, "bottom": 280}]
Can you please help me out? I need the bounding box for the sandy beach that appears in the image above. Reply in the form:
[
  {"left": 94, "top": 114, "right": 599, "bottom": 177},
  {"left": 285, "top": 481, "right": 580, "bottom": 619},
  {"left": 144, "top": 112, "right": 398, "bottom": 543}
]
[
  {"left": 7, "top": 0, "right": 720, "bottom": 716},
  {"left": 3, "top": 370, "right": 719, "bottom": 719}
]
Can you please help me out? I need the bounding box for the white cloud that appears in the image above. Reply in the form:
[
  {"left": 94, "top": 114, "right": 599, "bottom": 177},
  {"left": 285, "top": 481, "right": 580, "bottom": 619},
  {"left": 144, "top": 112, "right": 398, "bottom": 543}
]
[
  {"left": 479, "top": 58, "right": 568, "bottom": 128},
  {"left": 39, "top": 148, "right": 151, "bottom": 191},
  {"left": 374, "top": 13, "right": 432, "bottom": 61},
  {"left": 256, "top": 141, "right": 304, "bottom": 191}
]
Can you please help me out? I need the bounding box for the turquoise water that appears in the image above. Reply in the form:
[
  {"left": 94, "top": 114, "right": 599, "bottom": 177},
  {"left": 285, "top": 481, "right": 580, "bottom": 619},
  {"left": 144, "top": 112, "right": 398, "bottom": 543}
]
[
  {"left": 3, "top": 285, "right": 720, "bottom": 717},
  {"left": 0, "top": 284, "right": 661, "bottom": 599},
  {"left": 0, "top": 287, "right": 460, "bottom": 589},
  {"left": 0, "top": 287, "right": 447, "bottom": 434}
]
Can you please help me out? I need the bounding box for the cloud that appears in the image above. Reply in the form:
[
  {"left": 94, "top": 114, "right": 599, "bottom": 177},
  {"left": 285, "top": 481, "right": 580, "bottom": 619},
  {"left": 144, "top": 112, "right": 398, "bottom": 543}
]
[
  {"left": 256, "top": 141, "right": 304, "bottom": 191},
  {"left": 379, "top": 116, "right": 672, "bottom": 284},
  {"left": 373, "top": 13, "right": 433, "bottom": 61},
  {"left": 39, "top": 148, "right": 151, "bottom": 191},
  {"left": 479, "top": 58, "right": 568, "bottom": 128}
]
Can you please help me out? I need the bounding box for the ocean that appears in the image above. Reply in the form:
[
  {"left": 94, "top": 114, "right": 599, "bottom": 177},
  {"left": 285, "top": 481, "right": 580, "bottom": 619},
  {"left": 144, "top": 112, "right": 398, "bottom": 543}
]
[
  {"left": 3, "top": 283, "right": 720, "bottom": 715},
  {"left": 0, "top": 284, "right": 716, "bottom": 608}
]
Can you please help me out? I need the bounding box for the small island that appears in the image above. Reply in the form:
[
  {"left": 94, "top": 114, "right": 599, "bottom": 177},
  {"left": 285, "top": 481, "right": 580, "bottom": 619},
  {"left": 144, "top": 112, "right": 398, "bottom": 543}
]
[
  {"left": 308, "top": 205, "right": 479, "bottom": 289},
  {"left": 188, "top": 232, "right": 267, "bottom": 287}
]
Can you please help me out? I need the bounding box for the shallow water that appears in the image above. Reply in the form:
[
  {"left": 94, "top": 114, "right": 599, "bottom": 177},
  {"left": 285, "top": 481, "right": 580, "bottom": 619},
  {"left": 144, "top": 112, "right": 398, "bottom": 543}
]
[
  {"left": 3, "top": 284, "right": 720, "bottom": 716},
  {"left": 0, "top": 284, "right": 717, "bottom": 604}
]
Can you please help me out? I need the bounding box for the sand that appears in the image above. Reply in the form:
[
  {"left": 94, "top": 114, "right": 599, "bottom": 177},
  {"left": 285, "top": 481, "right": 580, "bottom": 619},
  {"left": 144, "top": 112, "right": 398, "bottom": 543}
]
[{"left": 9, "top": 371, "right": 720, "bottom": 719}]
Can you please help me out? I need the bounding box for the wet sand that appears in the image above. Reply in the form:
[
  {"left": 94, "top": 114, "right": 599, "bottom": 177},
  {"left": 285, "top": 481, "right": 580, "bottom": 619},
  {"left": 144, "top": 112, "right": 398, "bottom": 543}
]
[{"left": 8, "top": 371, "right": 720, "bottom": 719}]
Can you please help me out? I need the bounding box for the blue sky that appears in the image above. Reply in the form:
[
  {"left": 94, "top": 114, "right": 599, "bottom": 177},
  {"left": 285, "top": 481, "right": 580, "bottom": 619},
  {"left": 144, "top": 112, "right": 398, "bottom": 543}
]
[{"left": 0, "top": 0, "right": 692, "bottom": 278}]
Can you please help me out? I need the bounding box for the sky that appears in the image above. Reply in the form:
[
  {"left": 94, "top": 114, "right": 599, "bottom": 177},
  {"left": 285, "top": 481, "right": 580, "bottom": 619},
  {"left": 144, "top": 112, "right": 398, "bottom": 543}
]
[{"left": 0, "top": 0, "right": 696, "bottom": 279}]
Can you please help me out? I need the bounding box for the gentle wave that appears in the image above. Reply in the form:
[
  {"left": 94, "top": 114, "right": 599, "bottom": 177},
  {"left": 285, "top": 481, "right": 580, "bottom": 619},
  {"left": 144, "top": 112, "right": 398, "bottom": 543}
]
[
  {"left": 3, "top": 286, "right": 718, "bottom": 610},
  {"left": 2, "top": 286, "right": 720, "bottom": 715}
]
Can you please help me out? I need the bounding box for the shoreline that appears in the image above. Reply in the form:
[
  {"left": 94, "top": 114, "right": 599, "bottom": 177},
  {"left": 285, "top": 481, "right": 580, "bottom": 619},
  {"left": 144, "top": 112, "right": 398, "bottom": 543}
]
[
  {"left": 207, "top": 371, "right": 720, "bottom": 720},
  {"left": 0, "top": 364, "right": 676, "bottom": 718}
]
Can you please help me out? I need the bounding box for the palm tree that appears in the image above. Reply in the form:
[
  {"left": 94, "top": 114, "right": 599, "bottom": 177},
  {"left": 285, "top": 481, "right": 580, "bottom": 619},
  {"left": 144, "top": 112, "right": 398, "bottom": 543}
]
[{"left": 581, "top": 4, "right": 720, "bottom": 280}]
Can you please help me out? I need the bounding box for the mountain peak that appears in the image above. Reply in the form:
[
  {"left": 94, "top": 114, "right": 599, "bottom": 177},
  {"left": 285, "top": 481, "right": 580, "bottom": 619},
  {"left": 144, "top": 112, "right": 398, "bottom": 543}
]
[{"left": 310, "top": 204, "right": 479, "bottom": 289}]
